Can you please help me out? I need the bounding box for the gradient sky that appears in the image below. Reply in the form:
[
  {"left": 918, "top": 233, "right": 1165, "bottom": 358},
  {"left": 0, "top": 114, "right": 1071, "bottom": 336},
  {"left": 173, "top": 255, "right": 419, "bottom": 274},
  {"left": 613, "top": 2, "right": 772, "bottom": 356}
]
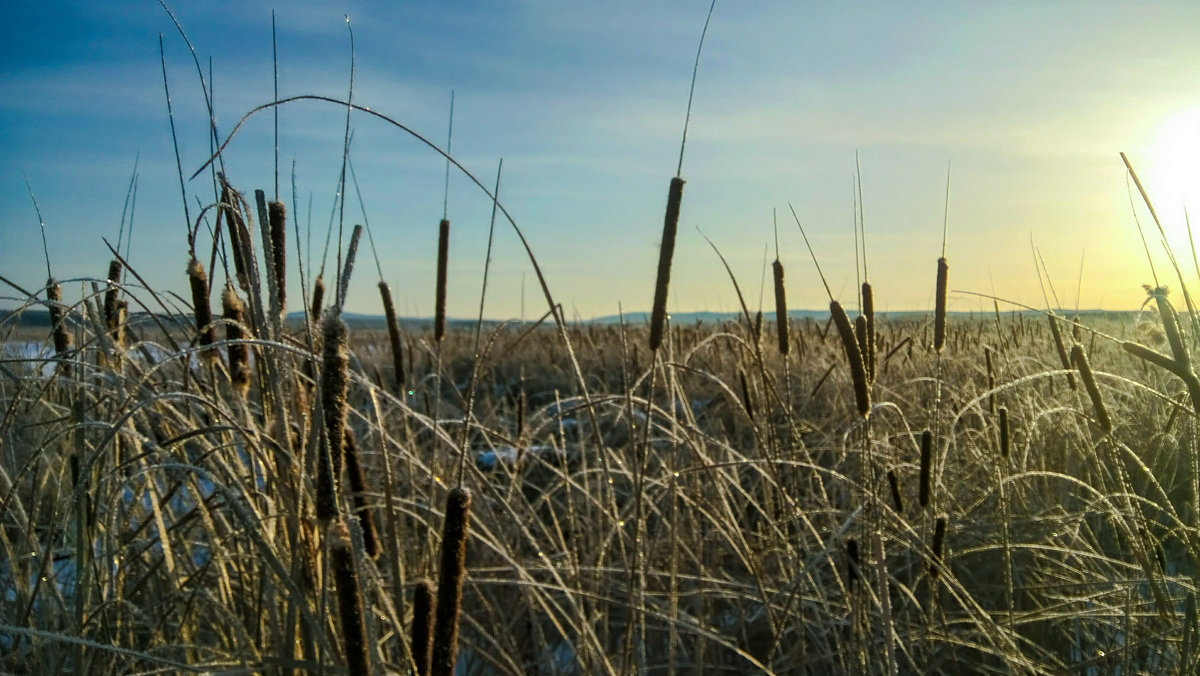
[{"left": 4, "top": 1, "right": 1200, "bottom": 321}]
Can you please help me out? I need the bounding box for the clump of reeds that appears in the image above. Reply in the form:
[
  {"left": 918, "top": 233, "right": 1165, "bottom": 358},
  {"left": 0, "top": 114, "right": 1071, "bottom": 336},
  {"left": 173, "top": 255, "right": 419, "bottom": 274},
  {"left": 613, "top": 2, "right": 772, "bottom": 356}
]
[
  {"left": 830, "top": 300, "right": 870, "bottom": 417},
  {"left": 329, "top": 521, "right": 370, "bottom": 675},
  {"left": 650, "top": 177, "right": 685, "bottom": 352},
  {"left": 317, "top": 312, "right": 350, "bottom": 522},
  {"left": 435, "top": 218, "right": 450, "bottom": 342},
  {"left": 46, "top": 278, "right": 72, "bottom": 375},
  {"left": 222, "top": 283, "right": 251, "bottom": 396},
  {"left": 380, "top": 281, "right": 405, "bottom": 392},
  {"left": 411, "top": 579, "right": 435, "bottom": 676},
  {"left": 1071, "top": 343, "right": 1112, "bottom": 434},
  {"left": 431, "top": 486, "right": 472, "bottom": 676},
  {"left": 934, "top": 258, "right": 948, "bottom": 352},
  {"left": 187, "top": 257, "right": 215, "bottom": 361}
]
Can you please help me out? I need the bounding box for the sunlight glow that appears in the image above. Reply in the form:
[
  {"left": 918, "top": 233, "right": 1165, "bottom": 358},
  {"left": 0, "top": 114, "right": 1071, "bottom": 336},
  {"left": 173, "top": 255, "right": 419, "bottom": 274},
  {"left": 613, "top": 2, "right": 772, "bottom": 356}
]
[{"left": 1145, "top": 106, "right": 1200, "bottom": 228}]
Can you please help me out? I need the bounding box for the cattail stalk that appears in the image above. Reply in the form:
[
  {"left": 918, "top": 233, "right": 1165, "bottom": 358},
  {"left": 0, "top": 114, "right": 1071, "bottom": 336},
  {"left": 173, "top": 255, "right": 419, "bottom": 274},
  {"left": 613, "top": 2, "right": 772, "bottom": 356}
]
[
  {"left": 330, "top": 522, "right": 370, "bottom": 676},
  {"left": 831, "top": 300, "right": 870, "bottom": 417},
  {"left": 188, "top": 257, "right": 215, "bottom": 361},
  {"left": 1071, "top": 344, "right": 1112, "bottom": 434},
  {"left": 268, "top": 200, "right": 287, "bottom": 316},
  {"left": 46, "top": 279, "right": 72, "bottom": 375},
  {"left": 222, "top": 284, "right": 251, "bottom": 396},
  {"left": 918, "top": 429, "right": 933, "bottom": 508},
  {"left": 435, "top": 218, "right": 450, "bottom": 342},
  {"left": 431, "top": 487, "right": 472, "bottom": 676},
  {"left": 650, "top": 177, "right": 685, "bottom": 352},
  {"left": 412, "top": 580, "right": 435, "bottom": 676},
  {"left": 773, "top": 259, "right": 789, "bottom": 356},
  {"left": 380, "top": 281, "right": 405, "bottom": 391},
  {"left": 343, "top": 429, "right": 379, "bottom": 558},
  {"left": 934, "top": 257, "right": 948, "bottom": 352},
  {"left": 317, "top": 313, "right": 350, "bottom": 522}
]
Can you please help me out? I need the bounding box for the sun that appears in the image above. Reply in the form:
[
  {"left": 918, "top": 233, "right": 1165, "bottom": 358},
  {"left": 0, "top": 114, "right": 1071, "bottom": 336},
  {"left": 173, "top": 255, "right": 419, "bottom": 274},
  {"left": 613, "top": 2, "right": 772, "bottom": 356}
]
[{"left": 1144, "top": 106, "right": 1200, "bottom": 222}]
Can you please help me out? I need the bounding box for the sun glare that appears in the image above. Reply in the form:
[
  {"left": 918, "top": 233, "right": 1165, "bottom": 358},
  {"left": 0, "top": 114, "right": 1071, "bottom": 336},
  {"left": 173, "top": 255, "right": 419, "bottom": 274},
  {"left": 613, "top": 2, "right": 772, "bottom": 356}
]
[{"left": 1145, "top": 106, "right": 1200, "bottom": 225}]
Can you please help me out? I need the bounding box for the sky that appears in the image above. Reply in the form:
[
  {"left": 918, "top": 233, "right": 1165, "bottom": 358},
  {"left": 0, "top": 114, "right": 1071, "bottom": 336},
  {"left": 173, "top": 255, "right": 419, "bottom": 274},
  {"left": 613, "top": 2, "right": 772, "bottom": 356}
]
[{"left": 4, "top": 1, "right": 1200, "bottom": 322}]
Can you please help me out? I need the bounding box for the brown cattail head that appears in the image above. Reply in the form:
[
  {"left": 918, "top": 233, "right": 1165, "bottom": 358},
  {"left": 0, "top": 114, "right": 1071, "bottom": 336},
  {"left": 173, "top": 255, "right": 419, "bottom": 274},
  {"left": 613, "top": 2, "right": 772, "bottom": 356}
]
[
  {"left": 985, "top": 346, "right": 996, "bottom": 414},
  {"left": 188, "top": 257, "right": 216, "bottom": 361},
  {"left": 1156, "top": 294, "right": 1191, "bottom": 371},
  {"left": 268, "top": 200, "right": 287, "bottom": 315},
  {"left": 854, "top": 315, "right": 869, "bottom": 381},
  {"left": 342, "top": 428, "right": 379, "bottom": 559},
  {"left": 862, "top": 281, "right": 876, "bottom": 381},
  {"left": 934, "top": 258, "right": 948, "bottom": 352},
  {"left": 831, "top": 300, "right": 871, "bottom": 417},
  {"left": 773, "top": 259, "right": 789, "bottom": 356},
  {"left": 435, "top": 218, "right": 450, "bottom": 342},
  {"left": 104, "top": 259, "right": 122, "bottom": 339},
  {"left": 46, "top": 279, "right": 73, "bottom": 374},
  {"left": 222, "top": 283, "right": 251, "bottom": 396},
  {"left": 310, "top": 274, "right": 326, "bottom": 323},
  {"left": 998, "top": 406, "right": 1010, "bottom": 458},
  {"left": 1071, "top": 343, "right": 1112, "bottom": 434},
  {"left": 650, "top": 176, "right": 685, "bottom": 352},
  {"left": 114, "top": 300, "right": 128, "bottom": 348},
  {"left": 317, "top": 312, "right": 350, "bottom": 522},
  {"left": 930, "top": 515, "right": 948, "bottom": 578},
  {"left": 887, "top": 468, "right": 904, "bottom": 514},
  {"left": 918, "top": 428, "right": 933, "bottom": 508},
  {"left": 432, "top": 486, "right": 473, "bottom": 676},
  {"left": 412, "top": 579, "right": 435, "bottom": 676},
  {"left": 1047, "top": 314, "right": 1077, "bottom": 390},
  {"left": 380, "top": 281, "right": 406, "bottom": 391},
  {"left": 738, "top": 368, "right": 755, "bottom": 421},
  {"left": 330, "top": 521, "right": 370, "bottom": 676},
  {"left": 220, "top": 182, "right": 253, "bottom": 292}
]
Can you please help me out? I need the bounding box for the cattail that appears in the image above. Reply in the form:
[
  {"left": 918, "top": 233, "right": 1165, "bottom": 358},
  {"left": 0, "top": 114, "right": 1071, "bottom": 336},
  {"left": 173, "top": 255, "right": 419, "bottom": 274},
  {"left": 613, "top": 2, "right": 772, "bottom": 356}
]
[
  {"left": 220, "top": 182, "right": 253, "bottom": 292},
  {"left": 854, "top": 315, "right": 869, "bottom": 381},
  {"left": 342, "top": 428, "right": 379, "bottom": 559},
  {"left": 830, "top": 300, "right": 871, "bottom": 417},
  {"left": 773, "top": 259, "right": 789, "bottom": 356},
  {"left": 934, "top": 257, "right": 948, "bottom": 352},
  {"left": 1071, "top": 344, "right": 1112, "bottom": 434},
  {"left": 1156, "top": 294, "right": 1191, "bottom": 372},
  {"left": 862, "top": 282, "right": 876, "bottom": 381},
  {"left": 918, "top": 428, "right": 933, "bottom": 508},
  {"left": 310, "top": 274, "right": 326, "bottom": 323},
  {"left": 650, "top": 177, "right": 685, "bottom": 352},
  {"left": 998, "top": 406, "right": 1010, "bottom": 458},
  {"left": 887, "top": 468, "right": 903, "bottom": 513},
  {"left": 412, "top": 579, "right": 435, "bottom": 676},
  {"left": 103, "top": 259, "right": 122, "bottom": 341},
  {"left": 930, "top": 515, "right": 947, "bottom": 578},
  {"left": 268, "top": 200, "right": 287, "bottom": 316},
  {"left": 115, "top": 300, "right": 128, "bottom": 348},
  {"left": 985, "top": 346, "right": 996, "bottom": 414},
  {"left": 380, "top": 281, "right": 406, "bottom": 392},
  {"left": 846, "top": 537, "right": 860, "bottom": 588},
  {"left": 739, "top": 368, "right": 754, "bottom": 421},
  {"left": 1047, "top": 314, "right": 1077, "bottom": 390},
  {"left": 222, "top": 284, "right": 251, "bottom": 396},
  {"left": 330, "top": 522, "right": 370, "bottom": 676},
  {"left": 432, "top": 487, "right": 472, "bottom": 676},
  {"left": 188, "top": 257, "right": 215, "bottom": 361},
  {"left": 46, "top": 279, "right": 72, "bottom": 375},
  {"left": 435, "top": 218, "right": 450, "bottom": 342},
  {"left": 753, "top": 310, "right": 763, "bottom": 346},
  {"left": 317, "top": 312, "right": 350, "bottom": 522}
]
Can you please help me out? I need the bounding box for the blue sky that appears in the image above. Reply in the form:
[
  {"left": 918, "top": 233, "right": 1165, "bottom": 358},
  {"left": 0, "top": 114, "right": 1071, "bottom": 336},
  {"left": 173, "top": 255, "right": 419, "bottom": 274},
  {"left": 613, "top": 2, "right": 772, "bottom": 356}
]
[{"left": 4, "top": 1, "right": 1200, "bottom": 321}]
